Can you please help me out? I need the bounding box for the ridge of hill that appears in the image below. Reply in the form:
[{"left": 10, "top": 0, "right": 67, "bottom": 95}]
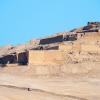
[{"left": 0, "top": 22, "right": 100, "bottom": 57}]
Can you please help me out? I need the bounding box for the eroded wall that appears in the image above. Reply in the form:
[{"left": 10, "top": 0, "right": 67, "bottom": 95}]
[
  {"left": 17, "top": 52, "right": 28, "bottom": 65},
  {"left": 29, "top": 50, "right": 65, "bottom": 66},
  {"left": 59, "top": 43, "right": 100, "bottom": 54}
]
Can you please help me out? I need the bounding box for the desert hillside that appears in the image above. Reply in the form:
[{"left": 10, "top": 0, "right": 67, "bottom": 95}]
[{"left": 0, "top": 22, "right": 100, "bottom": 100}]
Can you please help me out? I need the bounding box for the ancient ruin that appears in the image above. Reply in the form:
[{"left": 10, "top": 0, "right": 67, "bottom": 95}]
[
  {"left": 0, "top": 22, "right": 100, "bottom": 100},
  {"left": 0, "top": 22, "right": 100, "bottom": 67}
]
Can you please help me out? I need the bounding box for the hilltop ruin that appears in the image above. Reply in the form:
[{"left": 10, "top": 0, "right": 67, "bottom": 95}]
[{"left": 0, "top": 22, "right": 100, "bottom": 67}]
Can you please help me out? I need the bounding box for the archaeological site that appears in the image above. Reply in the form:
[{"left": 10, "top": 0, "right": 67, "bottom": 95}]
[{"left": 0, "top": 22, "right": 100, "bottom": 100}]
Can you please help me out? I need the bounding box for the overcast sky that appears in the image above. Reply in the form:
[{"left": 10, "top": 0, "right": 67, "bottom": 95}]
[{"left": 0, "top": 0, "right": 100, "bottom": 46}]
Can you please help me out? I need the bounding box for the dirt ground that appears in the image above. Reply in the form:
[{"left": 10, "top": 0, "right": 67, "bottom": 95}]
[{"left": 0, "top": 64, "right": 100, "bottom": 100}]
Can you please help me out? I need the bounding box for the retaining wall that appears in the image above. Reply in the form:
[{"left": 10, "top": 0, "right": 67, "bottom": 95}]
[{"left": 29, "top": 50, "right": 65, "bottom": 66}]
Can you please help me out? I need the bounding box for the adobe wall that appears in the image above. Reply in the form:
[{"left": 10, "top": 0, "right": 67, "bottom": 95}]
[
  {"left": 39, "top": 35, "right": 63, "bottom": 45},
  {"left": 81, "top": 44, "right": 100, "bottom": 53},
  {"left": 59, "top": 43, "right": 73, "bottom": 53},
  {"left": 59, "top": 43, "right": 100, "bottom": 54},
  {"left": 17, "top": 52, "right": 28, "bottom": 65},
  {"left": 29, "top": 50, "right": 65, "bottom": 66},
  {"left": 59, "top": 43, "right": 81, "bottom": 53}
]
